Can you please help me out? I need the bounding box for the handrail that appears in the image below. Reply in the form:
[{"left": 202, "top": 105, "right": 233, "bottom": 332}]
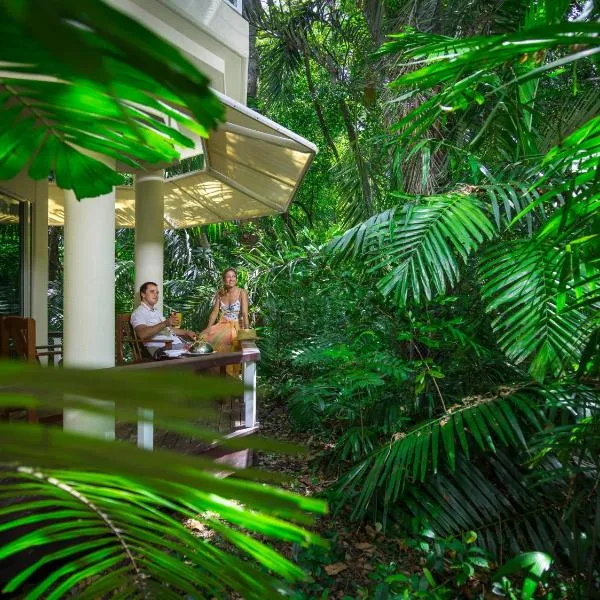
[{"left": 114, "top": 340, "right": 260, "bottom": 450}]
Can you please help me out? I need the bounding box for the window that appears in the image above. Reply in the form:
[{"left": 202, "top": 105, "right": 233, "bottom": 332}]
[
  {"left": 224, "top": 0, "right": 243, "bottom": 14},
  {"left": 0, "top": 192, "right": 27, "bottom": 316}
]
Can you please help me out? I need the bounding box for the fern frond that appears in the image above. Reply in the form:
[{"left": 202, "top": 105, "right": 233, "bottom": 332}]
[
  {"left": 327, "top": 193, "right": 495, "bottom": 305},
  {"left": 336, "top": 387, "right": 546, "bottom": 519},
  {"left": 480, "top": 236, "right": 593, "bottom": 380}
]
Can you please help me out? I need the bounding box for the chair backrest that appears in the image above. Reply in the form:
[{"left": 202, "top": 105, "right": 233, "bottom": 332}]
[
  {"left": 116, "top": 313, "right": 151, "bottom": 365},
  {"left": 0, "top": 316, "right": 37, "bottom": 362}
]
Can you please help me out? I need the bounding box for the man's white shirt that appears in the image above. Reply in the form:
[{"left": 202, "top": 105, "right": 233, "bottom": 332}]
[{"left": 130, "top": 302, "right": 183, "bottom": 356}]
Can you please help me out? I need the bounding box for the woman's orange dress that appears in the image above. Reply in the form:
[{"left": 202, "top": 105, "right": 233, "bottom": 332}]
[{"left": 203, "top": 296, "right": 242, "bottom": 376}]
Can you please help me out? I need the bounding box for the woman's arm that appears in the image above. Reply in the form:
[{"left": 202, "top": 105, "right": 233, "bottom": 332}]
[{"left": 240, "top": 289, "right": 249, "bottom": 329}]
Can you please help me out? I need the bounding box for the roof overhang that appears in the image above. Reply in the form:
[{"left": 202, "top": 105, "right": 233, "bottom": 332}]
[{"left": 46, "top": 91, "right": 317, "bottom": 228}]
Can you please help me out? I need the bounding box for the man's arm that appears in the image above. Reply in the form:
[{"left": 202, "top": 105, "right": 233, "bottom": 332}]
[
  {"left": 134, "top": 314, "right": 176, "bottom": 341},
  {"left": 173, "top": 327, "right": 197, "bottom": 340}
]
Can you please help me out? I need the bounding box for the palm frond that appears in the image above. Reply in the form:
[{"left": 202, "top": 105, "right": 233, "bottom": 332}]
[
  {"left": 327, "top": 193, "right": 495, "bottom": 305},
  {"left": 403, "top": 453, "right": 573, "bottom": 559},
  {"left": 379, "top": 20, "right": 600, "bottom": 154},
  {"left": 476, "top": 182, "right": 546, "bottom": 233},
  {"left": 480, "top": 228, "right": 595, "bottom": 381},
  {"left": 0, "top": 466, "right": 321, "bottom": 599},
  {"left": 0, "top": 0, "right": 223, "bottom": 199},
  {"left": 335, "top": 386, "right": 546, "bottom": 520},
  {"left": 540, "top": 86, "right": 600, "bottom": 152},
  {"left": 0, "top": 362, "right": 327, "bottom": 598},
  {"left": 326, "top": 207, "right": 396, "bottom": 259}
]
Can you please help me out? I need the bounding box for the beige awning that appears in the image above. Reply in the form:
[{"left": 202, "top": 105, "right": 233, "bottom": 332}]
[{"left": 47, "top": 91, "right": 317, "bottom": 228}]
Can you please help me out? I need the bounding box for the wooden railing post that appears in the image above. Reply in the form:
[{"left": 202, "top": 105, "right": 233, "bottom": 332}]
[
  {"left": 137, "top": 408, "right": 154, "bottom": 450},
  {"left": 241, "top": 341, "right": 259, "bottom": 428},
  {"left": 242, "top": 359, "right": 257, "bottom": 428}
]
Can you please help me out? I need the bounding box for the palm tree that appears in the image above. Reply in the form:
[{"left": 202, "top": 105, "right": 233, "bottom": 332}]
[{"left": 329, "top": 0, "right": 600, "bottom": 583}]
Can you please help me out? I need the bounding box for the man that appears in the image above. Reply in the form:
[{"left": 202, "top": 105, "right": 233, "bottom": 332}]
[{"left": 130, "top": 281, "right": 196, "bottom": 357}]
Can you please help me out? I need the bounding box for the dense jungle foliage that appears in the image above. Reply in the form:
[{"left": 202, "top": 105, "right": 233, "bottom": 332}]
[{"left": 3, "top": 0, "right": 598, "bottom": 597}]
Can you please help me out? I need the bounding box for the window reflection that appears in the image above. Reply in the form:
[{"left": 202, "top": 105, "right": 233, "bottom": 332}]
[{"left": 0, "top": 193, "right": 23, "bottom": 316}]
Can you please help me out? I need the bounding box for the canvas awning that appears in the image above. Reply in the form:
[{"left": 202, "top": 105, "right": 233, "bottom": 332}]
[{"left": 46, "top": 91, "right": 317, "bottom": 228}]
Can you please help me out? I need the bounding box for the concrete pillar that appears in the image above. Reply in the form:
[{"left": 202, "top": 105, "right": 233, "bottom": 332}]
[
  {"left": 134, "top": 170, "right": 164, "bottom": 451},
  {"left": 63, "top": 158, "right": 116, "bottom": 439},
  {"left": 31, "top": 178, "right": 48, "bottom": 352},
  {"left": 134, "top": 171, "right": 164, "bottom": 312}
]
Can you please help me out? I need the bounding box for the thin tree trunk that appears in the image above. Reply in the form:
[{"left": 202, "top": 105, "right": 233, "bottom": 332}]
[
  {"left": 48, "top": 226, "right": 61, "bottom": 282},
  {"left": 303, "top": 53, "right": 339, "bottom": 160},
  {"left": 363, "top": 0, "right": 384, "bottom": 47},
  {"left": 199, "top": 226, "right": 210, "bottom": 249},
  {"left": 339, "top": 98, "right": 373, "bottom": 214},
  {"left": 243, "top": 0, "right": 261, "bottom": 100}
]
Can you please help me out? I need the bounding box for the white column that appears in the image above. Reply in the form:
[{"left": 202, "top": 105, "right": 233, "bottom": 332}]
[
  {"left": 134, "top": 170, "right": 164, "bottom": 450},
  {"left": 63, "top": 158, "right": 116, "bottom": 439},
  {"left": 134, "top": 170, "right": 164, "bottom": 311},
  {"left": 31, "top": 178, "right": 48, "bottom": 354}
]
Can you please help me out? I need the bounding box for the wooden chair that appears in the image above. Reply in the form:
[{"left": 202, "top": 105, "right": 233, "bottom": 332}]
[
  {"left": 0, "top": 316, "right": 37, "bottom": 362},
  {"left": 116, "top": 313, "right": 173, "bottom": 366},
  {"left": 0, "top": 316, "right": 63, "bottom": 424}
]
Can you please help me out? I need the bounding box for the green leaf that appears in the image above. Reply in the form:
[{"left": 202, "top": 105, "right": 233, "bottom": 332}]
[
  {"left": 0, "top": 0, "right": 224, "bottom": 199},
  {"left": 328, "top": 194, "right": 495, "bottom": 306},
  {"left": 494, "top": 552, "right": 552, "bottom": 600}
]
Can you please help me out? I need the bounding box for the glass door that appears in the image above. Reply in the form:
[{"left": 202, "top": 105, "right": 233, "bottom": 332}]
[{"left": 0, "top": 192, "right": 27, "bottom": 316}]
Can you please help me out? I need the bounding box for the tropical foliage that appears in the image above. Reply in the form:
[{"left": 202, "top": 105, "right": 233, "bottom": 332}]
[
  {"left": 238, "top": 0, "right": 600, "bottom": 595},
  {"left": 0, "top": 0, "right": 223, "bottom": 199},
  {"left": 2, "top": 0, "right": 600, "bottom": 597},
  {"left": 0, "top": 1, "right": 324, "bottom": 598},
  {"left": 0, "top": 362, "right": 326, "bottom": 598}
]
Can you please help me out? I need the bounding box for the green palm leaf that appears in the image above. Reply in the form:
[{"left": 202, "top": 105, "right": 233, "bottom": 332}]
[
  {"left": 380, "top": 20, "right": 600, "bottom": 148},
  {"left": 335, "top": 387, "right": 545, "bottom": 519},
  {"left": 0, "top": 466, "right": 322, "bottom": 599},
  {"left": 476, "top": 182, "right": 546, "bottom": 233},
  {"left": 0, "top": 0, "right": 224, "bottom": 199},
  {"left": 404, "top": 453, "right": 573, "bottom": 559},
  {"left": 328, "top": 193, "right": 495, "bottom": 305},
  {"left": 480, "top": 234, "right": 594, "bottom": 381},
  {"left": 0, "top": 361, "right": 327, "bottom": 598}
]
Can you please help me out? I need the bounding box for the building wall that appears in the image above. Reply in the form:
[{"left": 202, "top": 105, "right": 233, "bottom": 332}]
[{"left": 107, "top": 0, "right": 249, "bottom": 104}]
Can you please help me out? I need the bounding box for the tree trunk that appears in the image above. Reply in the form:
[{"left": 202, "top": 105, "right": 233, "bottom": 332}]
[
  {"left": 243, "top": 0, "right": 261, "bottom": 100},
  {"left": 363, "top": 0, "right": 384, "bottom": 46},
  {"left": 362, "top": 0, "right": 384, "bottom": 107},
  {"left": 199, "top": 226, "right": 210, "bottom": 249},
  {"left": 302, "top": 52, "right": 339, "bottom": 160},
  {"left": 48, "top": 226, "right": 61, "bottom": 282},
  {"left": 338, "top": 99, "right": 373, "bottom": 215}
]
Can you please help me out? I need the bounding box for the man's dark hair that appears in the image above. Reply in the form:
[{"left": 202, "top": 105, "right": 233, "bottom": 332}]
[{"left": 139, "top": 281, "right": 158, "bottom": 300}]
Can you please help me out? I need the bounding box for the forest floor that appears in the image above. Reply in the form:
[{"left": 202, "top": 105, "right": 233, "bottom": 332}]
[{"left": 252, "top": 394, "right": 426, "bottom": 599}]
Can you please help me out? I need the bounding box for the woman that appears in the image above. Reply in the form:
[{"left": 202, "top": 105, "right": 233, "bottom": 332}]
[{"left": 202, "top": 268, "right": 249, "bottom": 374}]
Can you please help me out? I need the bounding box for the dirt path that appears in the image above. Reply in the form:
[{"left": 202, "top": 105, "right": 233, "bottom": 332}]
[{"left": 253, "top": 395, "right": 416, "bottom": 599}]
